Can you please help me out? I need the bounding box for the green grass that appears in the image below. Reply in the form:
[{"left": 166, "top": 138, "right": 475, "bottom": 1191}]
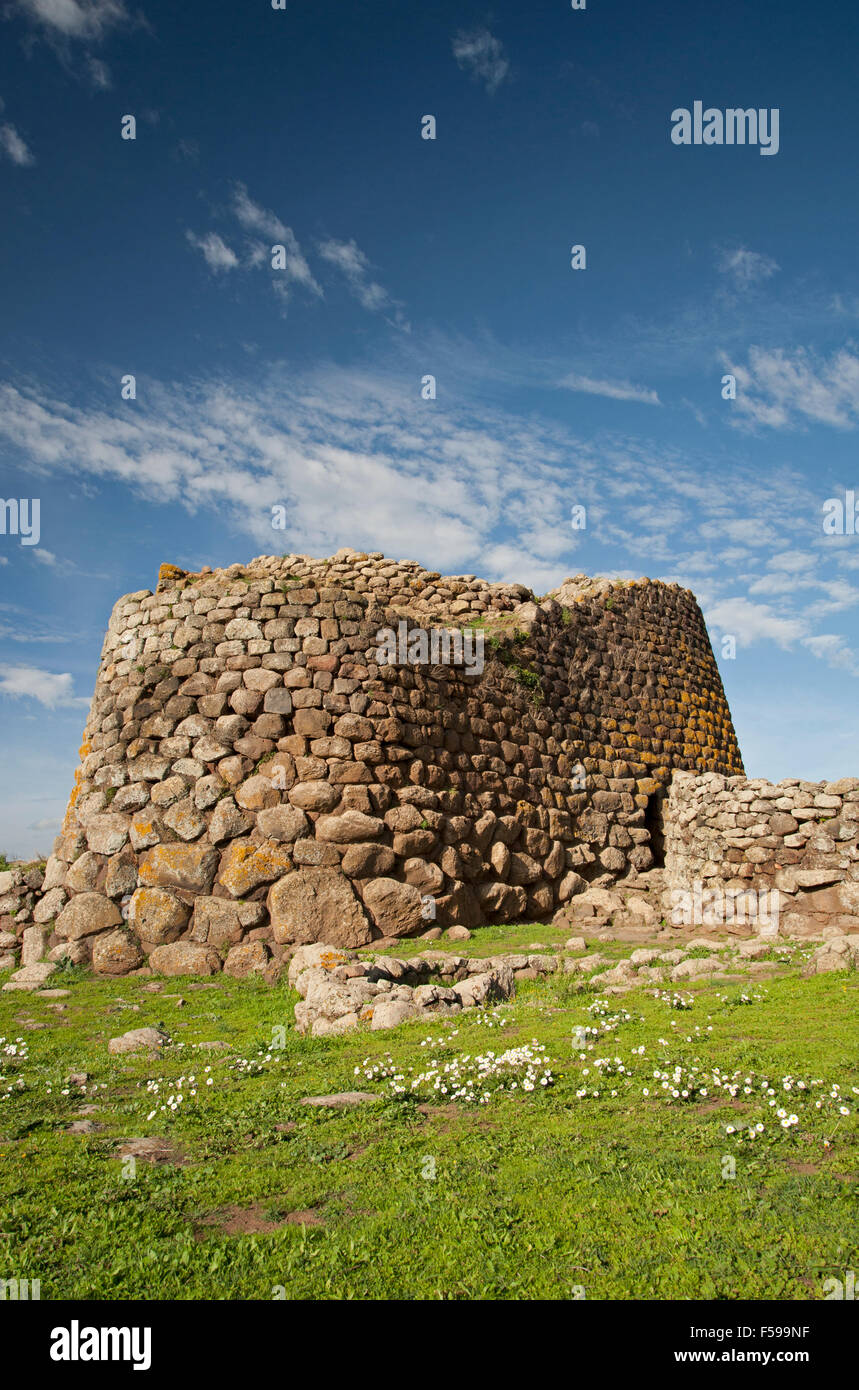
[{"left": 0, "top": 946, "right": 856, "bottom": 1300}]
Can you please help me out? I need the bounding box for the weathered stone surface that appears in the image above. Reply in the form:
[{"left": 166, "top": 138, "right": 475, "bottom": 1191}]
[
  {"left": 369, "top": 997, "right": 418, "bottom": 1030},
  {"left": 139, "top": 844, "right": 219, "bottom": 893},
  {"left": 208, "top": 797, "right": 254, "bottom": 844},
  {"left": 268, "top": 868, "right": 374, "bottom": 947},
  {"left": 360, "top": 878, "right": 425, "bottom": 937},
  {"left": 288, "top": 781, "right": 340, "bottom": 812},
  {"left": 21, "top": 924, "right": 51, "bottom": 964},
  {"left": 108, "top": 1026, "right": 170, "bottom": 1054},
  {"left": 92, "top": 930, "right": 145, "bottom": 975},
  {"left": 218, "top": 839, "right": 294, "bottom": 896},
  {"left": 287, "top": 941, "right": 352, "bottom": 987},
  {"left": 128, "top": 887, "right": 191, "bottom": 944},
  {"left": 33, "top": 887, "right": 67, "bottom": 924},
  {"left": 255, "top": 805, "right": 308, "bottom": 843},
  {"left": 190, "top": 896, "right": 245, "bottom": 945},
  {"left": 315, "top": 810, "right": 384, "bottom": 843},
  {"left": 148, "top": 942, "right": 222, "bottom": 976},
  {"left": 223, "top": 941, "right": 270, "bottom": 977},
  {"left": 85, "top": 814, "right": 130, "bottom": 855},
  {"left": 341, "top": 842, "right": 396, "bottom": 877},
  {"left": 670, "top": 956, "right": 724, "bottom": 981},
  {"left": 104, "top": 853, "right": 138, "bottom": 900},
  {"left": 235, "top": 775, "right": 280, "bottom": 811},
  {"left": 55, "top": 892, "right": 122, "bottom": 940},
  {"left": 65, "top": 851, "right": 102, "bottom": 894},
  {"left": 2, "top": 960, "right": 58, "bottom": 991}
]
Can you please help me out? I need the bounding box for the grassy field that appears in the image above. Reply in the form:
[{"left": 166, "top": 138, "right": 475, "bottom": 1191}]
[{"left": 0, "top": 934, "right": 856, "bottom": 1301}]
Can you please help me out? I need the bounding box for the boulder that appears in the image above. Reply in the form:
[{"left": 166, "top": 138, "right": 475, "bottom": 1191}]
[
  {"left": 55, "top": 892, "right": 122, "bottom": 941},
  {"left": 255, "top": 805, "right": 308, "bottom": 844},
  {"left": 33, "top": 887, "right": 67, "bottom": 924},
  {"left": 315, "top": 810, "right": 384, "bottom": 843},
  {"left": 2, "top": 960, "right": 57, "bottom": 992},
  {"left": 128, "top": 887, "right": 190, "bottom": 944},
  {"left": 223, "top": 941, "right": 270, "bottom": 978},
  {"left": 138, "top": 844, "right": 219, "bottom": 894},
  {"left": 369, "top": 997, "right": 418, "bottom": 1031},
  {"left": 268, "top": 868, "right": 374, "bottom": 948},
  {"left": 108, "top": 1026, "right": 170, "bottom": 1055},
  {"left": 287, "top": 942, "right": 353, "bottom": 988},
  {"left": 288, "top": 781, "right": 340, "bottom": 812},
  {"left": 217, "top": 839, "right": 294, "bottom": 896},
  {"left": 148, "top": 942, "right": 222, "bottom": 976},
  {"left": 92, "top": 930, "right": 145, "bottom": 975},
  {"left": 361, "top": 878, "right": 425, "bottom": 937},
  {"left": 189, "top": 896, "right": 245, "bottom": 946}
]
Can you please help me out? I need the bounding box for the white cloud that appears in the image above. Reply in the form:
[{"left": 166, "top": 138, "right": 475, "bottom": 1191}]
[
  {"left": 185, "top": 231, "right": 239, "bottom": 274},
  {"left": 705, "top": 596, "right": 806, "bottom": 648},
  {"left": 560, "top": 373, "right": 660, "bottom": 405},
  {"left": 0, "top": 664, "right": 87, "bottom": 707},
  {"left": 717, "top": 246, "right": 780, "bottom": 288},
  {"left": 0, "top": 362, "right": 855, "bottom": 673},
  {"left": 231, "top": 182, "right": 288, "bottom": 243},
  {"left": 452, "top": 28, "right": 510, "bottom": 94},
  {"left": 0, "top": 122, "right": 35, "bottom": 165},
  {"left": 27, "top": 816, "right": 60, "bottom": 830},
  {"left": 12, "top": 0, "right": 128, "bottom": 41},
  {"left": 317, "top": 237, "right": 403, "bottom": 323},
  {"left": 724, "top": 345, "right": 859, "bottom": 430}
]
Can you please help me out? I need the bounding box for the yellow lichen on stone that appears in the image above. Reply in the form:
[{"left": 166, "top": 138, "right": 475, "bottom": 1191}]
[{"left": 157, "top": 563, "right": 187, "bottom": 589}]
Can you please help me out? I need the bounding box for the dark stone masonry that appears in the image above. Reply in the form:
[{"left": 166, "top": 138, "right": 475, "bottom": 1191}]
[{"left": 3, "top": 546, "right": 748, "bottom": 981}]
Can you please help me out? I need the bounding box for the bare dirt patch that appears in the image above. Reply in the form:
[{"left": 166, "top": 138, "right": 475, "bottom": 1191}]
[{"left": 195, "top": 1201, "right": 324, "bottom": 1237}]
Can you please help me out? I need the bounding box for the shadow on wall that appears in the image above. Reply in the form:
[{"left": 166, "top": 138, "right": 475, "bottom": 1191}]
[{"left": 644, "top": 791, "right": 666, "bottom": 868}]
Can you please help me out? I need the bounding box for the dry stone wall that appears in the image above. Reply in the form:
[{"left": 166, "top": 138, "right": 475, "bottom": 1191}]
[
  {"left": 9, "top": 547, "right": 743, "bottom": 979},
  {"left": 664, "top": 771, "right": 859, "bottom": 936}
]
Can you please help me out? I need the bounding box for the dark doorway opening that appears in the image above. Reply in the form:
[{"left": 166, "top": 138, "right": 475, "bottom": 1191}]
[{"left": 644, "top": 791, "right": 666, "bottom": 868}]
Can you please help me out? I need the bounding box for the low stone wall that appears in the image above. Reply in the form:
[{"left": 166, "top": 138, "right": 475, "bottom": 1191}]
[{"left": 664, "top": 772, "right": 859, "bottom": 936}]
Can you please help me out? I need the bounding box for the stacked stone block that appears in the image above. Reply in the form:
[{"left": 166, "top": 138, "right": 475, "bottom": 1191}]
[
  {"left": 9, "top": 547, "right": 742, "bottom": 977},
  {"left": 664, "top": 771, "right": 859, "bottom": 936}
]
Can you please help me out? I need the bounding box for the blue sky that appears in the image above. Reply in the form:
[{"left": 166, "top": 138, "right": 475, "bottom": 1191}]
[{"left": 1, "top": 0, "right": 859, "bottom": 857}]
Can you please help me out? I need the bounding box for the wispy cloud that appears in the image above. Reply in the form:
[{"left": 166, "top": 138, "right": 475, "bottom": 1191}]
[
  {"left": 232, "top": 183, "right": 322, "bottom": 299},
  {"left": 0, "top": 663, "right": 88, "bottom": 707},
  {"left": 452, "top": 28, "right": 510, "bottom": 95},
  {"left": 0, "top": 121, "right": 35, "bottom": 165},
  {"left": 8, "top": 0, "right": 144, "bottom": 87},
  {"left": 724, "top": 344, "right": 859, "bottom": 430},
  {"left": 185, "top": 230, "right": 239, "bottom": 273},
  {"left": 716, "top": 246, "right": 780, "bottom": 289},
  {"left": 559, "top": 372, "right": 660, "bottom": 405},
  {"left": 12, "top": 0, "right": 129, "bottom": 41},
  {"left": 0, "top": 362, "right": 855, "bottom": 671},
  {"left": 317, "top": 237, "right": 405, "bottom": 326}
]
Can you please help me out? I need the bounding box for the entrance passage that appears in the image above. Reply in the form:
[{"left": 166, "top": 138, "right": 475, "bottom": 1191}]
[{"left": 644, "top": 791, "right": 666, "bottom": 867}]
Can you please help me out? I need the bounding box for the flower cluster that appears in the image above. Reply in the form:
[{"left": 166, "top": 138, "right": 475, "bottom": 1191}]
[
  {"left": 142, "top": 1067, "right": 214, "bottom": 1120},
  {"left": 356, "top": 1038, "right": 555, "bottom": 1104},
  {"left": 653, "top": 990, "right": 694, "bottom": 1010},
  {"left": 0, "top": 1036, "right": 28, "bottom": 1099},
  {"left": 584, "top": 1002, "right": 637, "bottom": 1034},
  {"left": 230, "top": 1050, "right": 277, "bottom": 1076}
]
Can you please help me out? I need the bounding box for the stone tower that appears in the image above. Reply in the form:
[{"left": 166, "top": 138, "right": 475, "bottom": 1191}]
[{"left": 32, "top": 548, "right": 743, "bottom": 977}]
